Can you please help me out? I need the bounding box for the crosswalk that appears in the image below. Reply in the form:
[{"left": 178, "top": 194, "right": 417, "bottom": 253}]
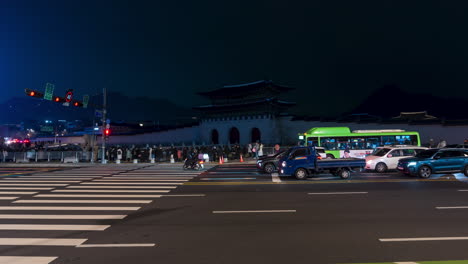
[{"left": 0, "top": 164, "right": 203, "bottom": 263}]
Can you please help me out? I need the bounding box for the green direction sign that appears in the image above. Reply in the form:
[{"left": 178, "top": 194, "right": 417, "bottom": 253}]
[
  {"left": 44, "top": 83, "right": 55, "bottom": 101},
  {"left": 83, "top": 95, "right": 89, "bottom": 108}
]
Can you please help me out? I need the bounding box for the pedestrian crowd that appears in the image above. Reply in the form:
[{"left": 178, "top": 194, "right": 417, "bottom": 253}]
[{"left": 0, "top": 140, "right": 284, "bottom": 163}]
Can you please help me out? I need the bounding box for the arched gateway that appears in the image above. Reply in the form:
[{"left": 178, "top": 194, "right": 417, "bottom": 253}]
[
  {"left": 229, "top": 127, "right": 240, "bottom": 144},
  {"left": 251, "top": 127, "right": 261, "bottom": 143},
  {"left": 211, "top": 129, "right": 219, "bottom": 144}
]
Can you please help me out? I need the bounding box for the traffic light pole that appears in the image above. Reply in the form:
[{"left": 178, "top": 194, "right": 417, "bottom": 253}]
[{"left": 101, "top": 87, "right": 107, "bottom": 164}]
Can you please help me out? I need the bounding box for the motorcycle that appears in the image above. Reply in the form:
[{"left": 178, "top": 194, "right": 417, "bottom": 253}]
[{"left": 183, "top": 158, "right": 204, "bottom": 170}]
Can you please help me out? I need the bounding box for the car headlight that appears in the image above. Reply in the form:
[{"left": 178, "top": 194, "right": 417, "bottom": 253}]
[
  {"left": 408, "top": 162, "right": 417, "bottom": 166},
  {"left": 281, "top": 161, "right": 287, "bottom": 167},
  {"left": 366, "top": 160, "right": 373, "bottom": 164}
]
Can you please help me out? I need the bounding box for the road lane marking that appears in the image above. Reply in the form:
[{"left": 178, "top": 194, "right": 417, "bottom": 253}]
[
  {"left": 14, "top": 200, "right": 152, "bottom": 204},
  {"left": 0, "top": 197, "right": 18, "bottom": 200},
  {"left": 207, "top": 171, "right": 256, "bottom": 174},
  {"left": 53, "top": 190, "right": 170, "bottom": 193},
  {"left": 308, "top": 192, "right": 368, "bottom": 195},
  {"left": 272, "top": 173, "right": 282, "bottom": 183},
  {"left": 110, "top": 177, "right": 193, "bottom": 179},
  {"left": 184, "top": 178, "right": 462, "bottom": 185},
  {"left": 14, "top": 177, "right": 93, "bottom": 179},
  {"left": 76, "top": 243, "right": 156, "bottom": 248},
  {"left": 0, "top": 238, "right": 87, "bottom": 246},
  {"left": 380, "top": 237, "right": 468, "bottom": 242},
  {"left": 67, "top": 186, "right": 177, "bottom": 189},
  {"left": 0, "top": 184, "right": 68, "bottom": 186},
  {"left": 118, "top": 173, "right": 199, "bottom": 175},
  {"left": 0, "top": 214, "right": 126, "bottom": 219},
  {"left": 0, "top": 192, "right": 37, "bottom": 195},
  {"left": 81, "top": 182, "right": 183, "bottom": 185},
  {"left": 0, "top": 256, "right": 57, "bottom": 264},
  {"left": 0, "top": 180, "right": 80, "bottom": 183},
  {"left": 162, "top": 194, "right": 206, "bottom": 197},
  {"left": 394, "top": 262, "right": 419, "bottom": 264},
  {"left": 200, "top": 178, "right": 256, "bottom": 180},
  {"left": 213, "top": 210, "right": 296, "bottom": 214},
  {"left": 0, "top": 206, "right": 140, "bottom": 211},
  {"left": 0, "top": 187, "right": 53, "bottom": 190},
  {"left": 436, "top": 206, "right": 468, "bottom": 209},
  {"left": 458, "top": 190, "right": 468, "bottom": 192},
  {"left": 0, "top": 224, "right": 109, "bottom": 231},
  {"left": 92, "top": 179, "right": 188, "bottom": 182},
  {"left": 35, "top": 194, "right": 162, "bottom": 198}
]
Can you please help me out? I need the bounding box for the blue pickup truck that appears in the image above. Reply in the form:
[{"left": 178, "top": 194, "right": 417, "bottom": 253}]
[
  {"left": 278, "top": 146, "right": 366, "bottom": 180},
  {"left": 397, "top": 148, "right": 468, "bottom": 178}
]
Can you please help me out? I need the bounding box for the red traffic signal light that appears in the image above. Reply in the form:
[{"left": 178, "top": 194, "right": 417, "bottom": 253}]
[
  {"left": 25, "top": 88, "right": 44, "bottom": 98},
  {"left": 53, "top": 96, "right": 64, "bottom": 103},
  {"left": 72, "top": 101, "right": 83, "bottom": 107},
  {"left": 104, "top": 129, "right": 110, "bottom": 136}
]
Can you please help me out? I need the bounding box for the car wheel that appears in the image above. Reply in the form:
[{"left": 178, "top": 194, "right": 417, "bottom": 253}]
[
  {"left": 338, "top": 169, "right": 351, "bottom": 179},
  {"left": 326, "top": 154, "right": 335, "bottom": 159},
  {"left": 464, "top": 165, "right": 468, "bottom": 177},
  {"left": 294, "top": 168, "right": 308, "bottom": 180},
  {"left": 418, "top": 165, "right": 432, "bottom": 178},
  {"left": 264, "top": 163, "right": 276, "bottom": 174},
  {"left": 375, "top": 162, "right": 388, "bottom": 173}
]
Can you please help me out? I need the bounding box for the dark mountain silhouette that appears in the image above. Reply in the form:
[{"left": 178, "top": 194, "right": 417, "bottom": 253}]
[
  {"left": 349, "top": 84, "right": 468, "bottom": 119},
  {"left": 0, "top": 92, "right": 191, "bottom": 123}
]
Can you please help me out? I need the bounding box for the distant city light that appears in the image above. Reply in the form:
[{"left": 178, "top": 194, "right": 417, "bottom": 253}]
[{"left": 139, "top": 123, "right": 144, "bottom": 127}]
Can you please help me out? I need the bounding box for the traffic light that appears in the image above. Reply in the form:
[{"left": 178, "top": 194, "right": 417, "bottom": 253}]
[
  {"left": 52, "top": 96, "right": 65, "bottom": 103},
  {"left": 104, "top": 128, "right": 111, "bottom": 140},
  {"left": 25, "top": 88, "right": 44, "bottom": 98},
  {"left": 72, "top": 100, "right": 83, "bottom": 107}
]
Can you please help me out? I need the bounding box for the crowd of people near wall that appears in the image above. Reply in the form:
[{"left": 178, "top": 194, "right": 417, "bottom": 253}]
[
  {"left": 98, "top": 142, "right": 282, "bottom": 163},
  {"left": 0, "top": 141, "right": 284, "bottom": 163}
]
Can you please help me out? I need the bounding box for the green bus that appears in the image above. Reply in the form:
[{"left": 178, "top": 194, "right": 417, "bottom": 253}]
[{"left": 298, "top": 127, "right": 421, "bottom": 159}]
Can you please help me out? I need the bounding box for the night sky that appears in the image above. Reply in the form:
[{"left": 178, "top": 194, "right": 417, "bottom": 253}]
[{"left": 1, "top": 0, "right": 468, "bottom": 116}]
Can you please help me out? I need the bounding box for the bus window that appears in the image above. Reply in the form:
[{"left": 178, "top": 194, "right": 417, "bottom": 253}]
[
  {"left": 320, "top": 138, "right": 337, "bottom": 150},
  {"left": 336, "top": 137, "right": 350, "bottom": 150},
  {"left": 382, "top": 136, "right": 398, "bottom": 145},
  {"left": 396, "top": 135, "right": 413, "bottom": 145},
  {"left": 365, "top": 137, "right": 380, "bottom": 149},
  {"left": 349, "top": 137, "right": 366, "bottom": 150},
  {"left": 307, "top": 137, "right": 319, "bottom": 147}
]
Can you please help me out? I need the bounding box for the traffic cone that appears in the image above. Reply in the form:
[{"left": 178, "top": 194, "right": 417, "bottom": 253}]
[
  {"left": 240, "top": 154, "right": 244, "bottom": 163},
  {"left": 219, "top": 156, "right": 223, "bottom": 165}
]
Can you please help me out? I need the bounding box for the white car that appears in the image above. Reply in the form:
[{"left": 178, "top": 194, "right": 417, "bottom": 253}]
[
  {"left": 365, "top": 146, "right": 428, "bottom": 172},
  {"left": 316, "top": 147, "right": 327, "bottom": 159}
]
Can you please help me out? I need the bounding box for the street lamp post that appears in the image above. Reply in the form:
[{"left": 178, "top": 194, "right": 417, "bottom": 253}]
[{"left": 101, "top": 87, "right": 107, "bottom": 164}]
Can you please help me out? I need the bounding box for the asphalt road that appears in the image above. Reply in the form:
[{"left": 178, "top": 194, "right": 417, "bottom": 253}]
[{"left": 1, "top": 162, "right": 468, "bottom": 264}]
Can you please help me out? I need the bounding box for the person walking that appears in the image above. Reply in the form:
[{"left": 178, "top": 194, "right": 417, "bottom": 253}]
[
  {"left": 117, "top": 147, "right": 123, "bottom": 161},
  {"left": 437, "top": 139, "right": 447, "bottom": 148},
  {"left": 274, "top": 144, "right": 281, "bottom": 154},
  {"left": 126, "top": 148, "right": 132, "bottom": 162},
  {"left": 258, "top": 143, "right": 264, "bottom": 157}
]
